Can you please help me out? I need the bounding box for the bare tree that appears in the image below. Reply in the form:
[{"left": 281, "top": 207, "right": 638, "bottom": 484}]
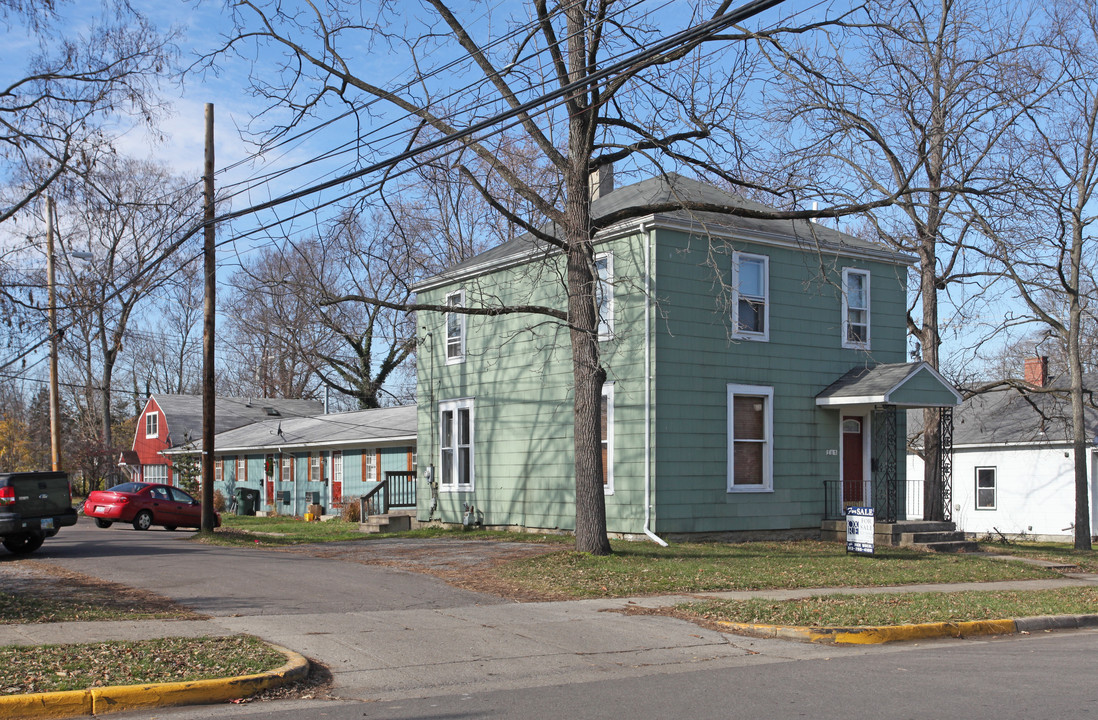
[
  {"left": 0, "top": 0, "right": 177, "bottom": 227},
  {"left": 967, "top": 0, "right": 1098, "bottom": 550},
  {"left": 757, "top": 0, "right": 1046, "bottom": 520},
  {"left": 209, "top": 0, "right": 916, "bottom": 554},
  {"left": 51, "top": 155, "right": 200, "bottom": 472}
]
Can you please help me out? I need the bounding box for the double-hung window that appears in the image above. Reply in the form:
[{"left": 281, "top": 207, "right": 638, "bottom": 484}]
[
  {"left": 446, "top": 290, "right": 465, "bottom": 363},
  {"left": 842, "top": 268, "right": 871, "bottom": 349},
  {"left": 439, "top": 399, "right": 474, "bottom": 491},
  {"left": 281, "top": 456, "right": 293, "bottom": 482},
  {"left": 733, "top": 252, "right": 768, "bottom": 340},
  {"left": 975, "top": 467, "right": 996, "bottom": 510},
  {"left": 146, "top": 412, "right": 159, "bottom": 439},
  {"left": 727, "top": 384, "right": 774, "bottom": 492},
  {"left": 364, "top": 450, "right": 377, "bottom": 483},
  {"left": 236, "top": 456, "right": 246, "bottom": 483},
  {"left": 595, "top": 252, "right": 614, "bottom": 340},
  {"left": 601, "top": 383, "right": 614, "bottom": 494}
]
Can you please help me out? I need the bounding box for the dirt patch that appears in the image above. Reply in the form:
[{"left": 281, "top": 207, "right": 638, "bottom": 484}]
[
  {"left": 278, "top": 538, "right": 565, "bottom": 601},
  {"left": 0, "top": 559, "right": 201, "bottom": 622}
]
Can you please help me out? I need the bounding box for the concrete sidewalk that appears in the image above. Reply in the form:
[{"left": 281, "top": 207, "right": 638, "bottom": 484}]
[{"left": 4, "top": 573, "right": 1097, "bottom": 709}]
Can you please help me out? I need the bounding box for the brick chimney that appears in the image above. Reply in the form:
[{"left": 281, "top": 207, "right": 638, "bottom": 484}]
[
  {"left": 589, "top": 165, "right": 614, "bottom": 201},
  {"left": 1024, "top": 356, "right": 1048, "bottom": 387}
]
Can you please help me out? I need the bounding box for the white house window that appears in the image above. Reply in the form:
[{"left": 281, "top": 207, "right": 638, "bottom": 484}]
[
  {"left": 364, "top": 450, "right": 376, "bottom": 483},
  {"left": 333, "top": 450, "right": 343, "bottom": 485},
  {"left": 145, "top": 412, "right": 159, "bottom": 439},
  {"left": 310, "top": 454, "right": 322, "bottom": 482},
  {"left": 733, "top": 252, "right": 769, "bottom": 340},
  {"left": 975, "top": 467, "right": 996, "bottom": 510},
  {"left": 595, "top": 252, "right": 614, "bottom": 340},
  {"left": 602, "top": 383, "right": 614, "bottom": 494},
  {"left": 281, "top": 456, "right": 293, "bottom": 482},
  {"left": 439, "top": 399, "right": 474, "bottom": 491},
  {"left": 144, "top": 464, "right": 168, "bottom": 484},
  {"left": 842, "top": 268, "right": 871, "bottom": 349},
  {"left": 727, "top": 384, "right": 774, "bottom": 492},
  {"left": 236, "top": 456, "right": 246, "bottom": 483},
  {"left": 214, "top": 459, "right": 223, "bottom": 482},
  {"left": 446, "top": 290, "right": 465, "bottom": 363}
]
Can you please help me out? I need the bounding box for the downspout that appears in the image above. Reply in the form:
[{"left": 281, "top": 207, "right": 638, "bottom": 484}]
[{"left": 641, "top": 222, "right": 667, "bottom": 547}]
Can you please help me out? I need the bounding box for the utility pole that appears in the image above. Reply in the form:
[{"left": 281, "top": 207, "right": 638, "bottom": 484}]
[
  {"left": 201, "top": 103, "right": 217, "bottom": 532},
  {"left": 46, "top": 196, "right": 61, "bottom": 472}
]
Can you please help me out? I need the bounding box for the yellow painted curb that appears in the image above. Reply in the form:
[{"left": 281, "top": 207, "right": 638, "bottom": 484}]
[
  {"left": 717, "top": 618, "right": 1019, "bottom": 645},
  {"left": 0, "top": 643, "right": 308, "bottom": 720}
]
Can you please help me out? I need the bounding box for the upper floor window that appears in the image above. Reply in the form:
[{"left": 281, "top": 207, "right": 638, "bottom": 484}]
[
  {"left": 842, "top": 268, "right": 871, "bottom": 349},
  {"left": 145, "top": 412, "right": 159, "bottom": 439},
  {"left": 439, "top": 398, "right": 474, "bottom": 491},
  {"left": 732, "top": 252, "right": 768, "bottom": 341},
  {"left": 595, "top": 252, "right": 614, "bottom": 340},
  {"left": 446, "top": 290, "right": 465, "bottom": 364},
  {"left": 975, "top": 467, "right": 996, "bottom": 510},
  {"left": 727, "top": 384, "right": 774, "bottom": 492}
]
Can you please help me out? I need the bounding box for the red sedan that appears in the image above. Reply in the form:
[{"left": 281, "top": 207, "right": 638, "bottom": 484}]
[{"left": 84, "top": 482, "right": 220, "bottom": 531}]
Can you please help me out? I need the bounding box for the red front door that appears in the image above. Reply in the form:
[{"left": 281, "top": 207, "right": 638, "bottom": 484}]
[{"left": 842, "top": 416, "right": 864, "bottom": 505}]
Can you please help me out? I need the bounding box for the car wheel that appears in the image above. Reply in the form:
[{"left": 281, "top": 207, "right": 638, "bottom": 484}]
[
  {"left": 132, "top": 510, "right": 154, "bottom": 531},
  {"left": 94, "top": 518, "right": 113, "bottom": 529},
  {"left": 164, "top": 526, "right": 177, "bottom": 531},
  {"left": 3, "top": 534, "right": 44, "bottom": 555}
]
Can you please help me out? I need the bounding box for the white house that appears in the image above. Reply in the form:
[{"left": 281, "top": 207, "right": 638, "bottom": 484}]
[{"left": 907, "top": 358, "right": 1098, "bottom": 541}]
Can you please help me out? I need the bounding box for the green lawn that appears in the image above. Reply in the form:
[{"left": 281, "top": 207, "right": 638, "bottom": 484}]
[
  {"left": 979, "top": 540, "right": 1098, "bottom": 573},
  {"left": 493, "top": 541, "right": 1061, "bottom": 599},
  {"left": 679, "top": 587, "right": 1098, "bottom": 627},
  {"left": 0, "top": 636, "right": 285, "bottom": 694}
]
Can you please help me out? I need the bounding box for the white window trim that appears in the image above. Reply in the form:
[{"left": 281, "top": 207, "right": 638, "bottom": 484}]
[
  {"left": 445, "top": 289, "right": 466, "bottom": 365},
  {"left": 333, "top": 450, "right": 343, "bottom": 485},
  {"left": 439, "top": 398, "right": 474, "bottom": 492},
  {"left": 975, "top": 466, "right": 997, "bottom": 510},
  {"left": 602, "top": 382, "right": 614, "bottom": 495},
  {"left": 596, "top": 251, "right": 614, "bottom": 341},
  {"left": 841, "top": 268, "right": 871, "bottom": 350},
  {"left": 726, "top": 383, "right": 775, "bottom": 492},
  {"left": 732, "top": 252, "right": 769, "bottom": 341},
  {"left": 236, "top": 456, "right": 246, "bottom": 483},
  {"left": 364, "top": 450, "right": 377, "bottom": 483},
  {"left": 145, "top": 412, "right": 159, "bottom": 439}
]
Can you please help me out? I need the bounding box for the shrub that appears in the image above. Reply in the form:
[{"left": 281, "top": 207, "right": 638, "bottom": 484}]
[
  {"left": 341, "top": 498, "right": 361, "bottom": 523},
  {"left": 213, "top": 490, "right": 226, "bottom": 513}
]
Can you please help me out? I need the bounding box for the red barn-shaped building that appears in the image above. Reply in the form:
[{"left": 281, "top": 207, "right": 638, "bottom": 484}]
[{"left": 124, "top": 395, "right": 323, "bottom": 485}]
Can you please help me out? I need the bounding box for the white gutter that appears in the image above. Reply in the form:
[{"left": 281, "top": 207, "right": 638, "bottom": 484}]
[{"left": 641, "top": 222, "right": 667, "bottom": 547}]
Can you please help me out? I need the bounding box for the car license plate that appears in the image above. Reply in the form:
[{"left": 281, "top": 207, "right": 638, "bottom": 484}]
[
  {"left": 40, "top": 518, "right": 54, "bottom": 530},
  {"left": 95, "top": 506, "right": 104, "bottom": 513}
]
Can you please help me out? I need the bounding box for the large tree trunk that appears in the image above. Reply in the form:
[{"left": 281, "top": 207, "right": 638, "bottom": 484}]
[
  {"left": 1068, "top": 225, "right": 1092, "bottom": 550},
  {"left": 918, "top": 232, "right": 945, "bottom": 521}
]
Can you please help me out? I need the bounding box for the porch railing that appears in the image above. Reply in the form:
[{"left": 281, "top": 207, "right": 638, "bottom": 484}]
[{"left": 358, "top": 471, "right": 418, "bottom": 518}]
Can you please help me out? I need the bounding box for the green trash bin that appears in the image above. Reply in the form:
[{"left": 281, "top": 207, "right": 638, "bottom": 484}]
[{"left": 235, "top": 488, "right": 260, "bottom": 516}]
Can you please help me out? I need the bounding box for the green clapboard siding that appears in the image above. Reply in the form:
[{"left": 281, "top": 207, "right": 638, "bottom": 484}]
[{"left": 417, "top": 222, "right": 913, "bottom": 536}]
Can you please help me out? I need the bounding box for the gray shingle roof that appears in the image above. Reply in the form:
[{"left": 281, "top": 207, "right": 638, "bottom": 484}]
[
  {"left": 923, "top": 378, "right": 1098, "bottom": 447},
  {"left": 189, "top": 405, "right": 418, "bottom": 453},
  {"left": 816, "top": 362, "right": 961, "bottom": 407},
  {"left": 152, "top": 395, "right": 324, "bottom": 448},
  {"left": 416, "top": 173, "right": 911, "bottom": 289}
]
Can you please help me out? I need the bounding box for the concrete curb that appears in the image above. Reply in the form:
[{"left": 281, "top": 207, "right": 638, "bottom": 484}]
[
  {"left": 0, "top": 643, "right": 309, "bottom": 720},
  {"left": 717, "top": 614, "right": 1098, "bottom": 645}
]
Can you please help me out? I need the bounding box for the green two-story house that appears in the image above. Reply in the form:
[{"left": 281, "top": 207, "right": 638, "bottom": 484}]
[{"left": 413, "top": 173, "right": 959, "bottom": 539}]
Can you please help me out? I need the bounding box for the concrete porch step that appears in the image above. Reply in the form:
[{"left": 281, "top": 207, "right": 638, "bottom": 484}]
[
  {"left": 912, "top": 539, "right": 981, "bottom": 553},
  {"left": 899, "top": 531, "right": 967, "bottom": 544},
  {"left": 359, "top": 513, "right": 412, "bottom": 534}
]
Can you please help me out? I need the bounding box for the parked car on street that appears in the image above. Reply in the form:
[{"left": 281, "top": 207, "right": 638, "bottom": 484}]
[
  {"left": 83, "top": 482, "right": 219, "bottom": 531},
  {"left": 0, "top": 471, "right": 78, "bottom": 554}
]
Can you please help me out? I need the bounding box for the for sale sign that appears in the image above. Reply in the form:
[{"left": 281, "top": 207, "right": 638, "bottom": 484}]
[{"left": 845, "top": 506, "right": 875, "bottom": 555}]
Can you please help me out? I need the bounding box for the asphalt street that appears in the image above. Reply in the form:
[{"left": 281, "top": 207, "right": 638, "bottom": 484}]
[{"left": 18, "top": 519, "right": 1098, "bottom": 719}]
